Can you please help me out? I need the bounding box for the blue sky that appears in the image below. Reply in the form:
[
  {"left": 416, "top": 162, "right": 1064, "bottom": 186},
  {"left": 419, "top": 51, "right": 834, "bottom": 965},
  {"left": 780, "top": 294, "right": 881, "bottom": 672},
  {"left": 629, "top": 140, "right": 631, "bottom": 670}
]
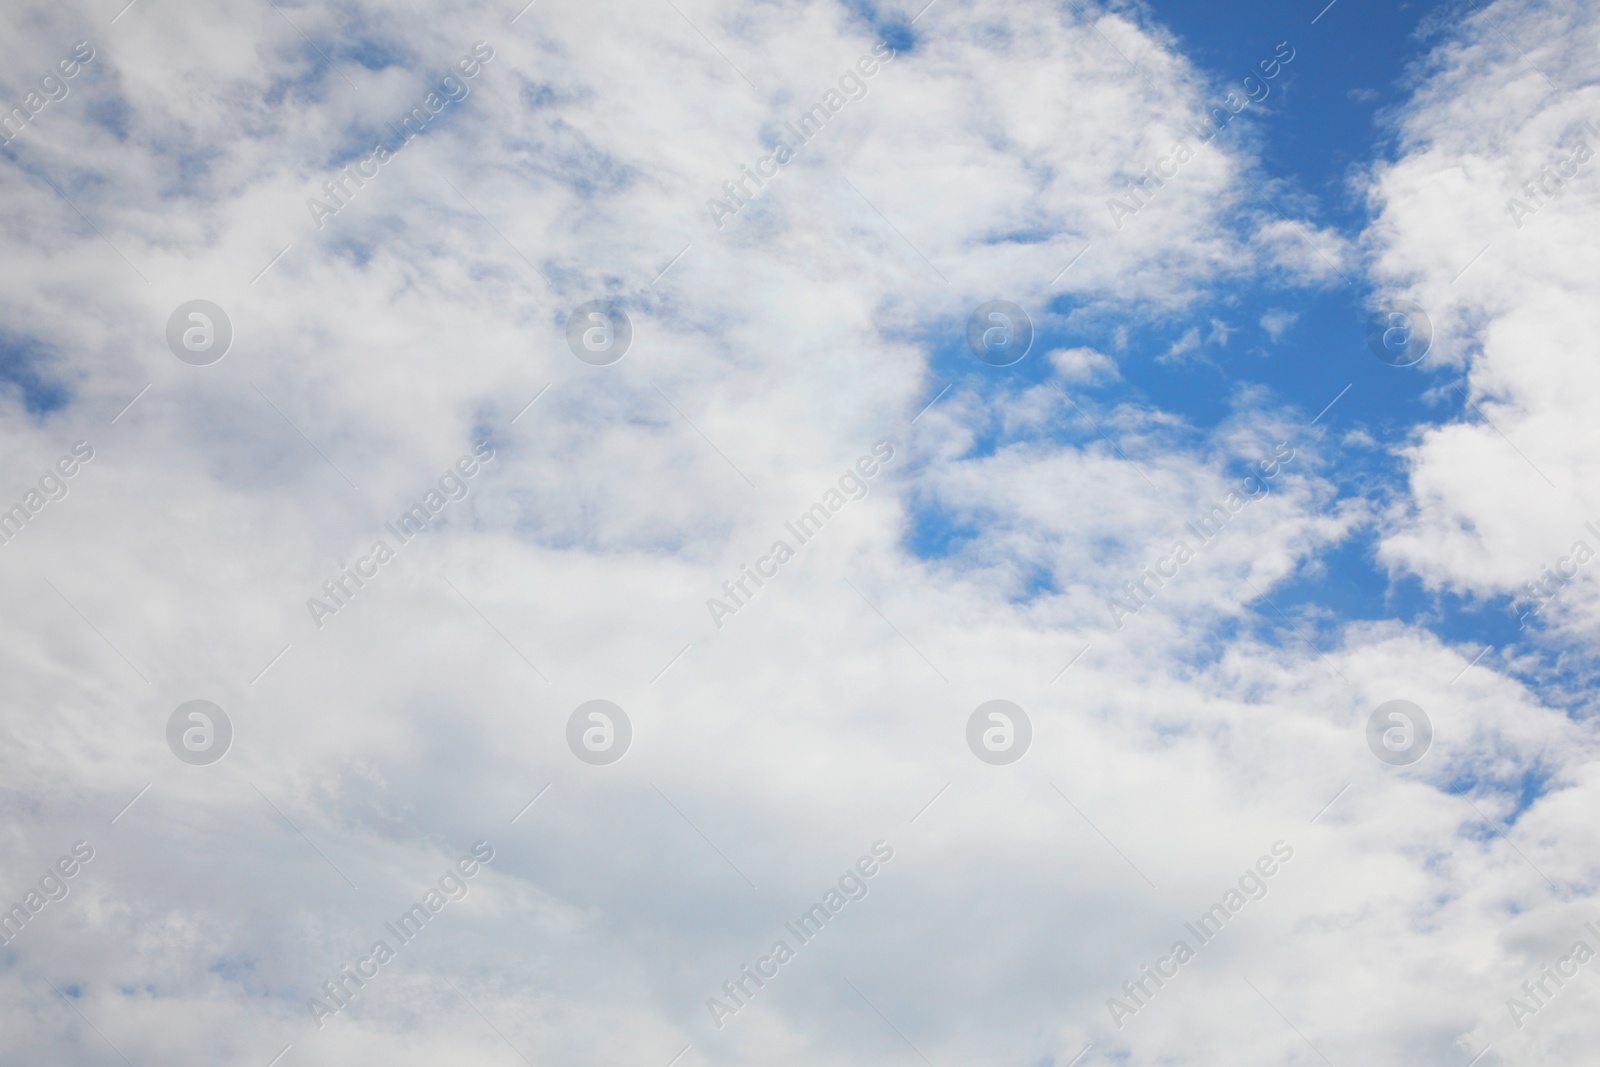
[
  {"left": 903, "top": 0, "right": 1554, "bottom": 682},
  {"left": 1137, "top": 0, "right": 1572, "bottom": 663}
]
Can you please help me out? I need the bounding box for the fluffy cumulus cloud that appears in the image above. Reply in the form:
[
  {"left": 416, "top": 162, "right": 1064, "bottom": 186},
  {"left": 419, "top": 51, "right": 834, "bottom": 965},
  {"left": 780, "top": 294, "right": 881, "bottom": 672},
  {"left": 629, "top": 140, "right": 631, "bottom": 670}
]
[
  {"left": 0, "top": 0, "right": 1595, "bottom": 1064},
  {"left": 1367, "top": 0, "right": 1600, "bottom": 633}
]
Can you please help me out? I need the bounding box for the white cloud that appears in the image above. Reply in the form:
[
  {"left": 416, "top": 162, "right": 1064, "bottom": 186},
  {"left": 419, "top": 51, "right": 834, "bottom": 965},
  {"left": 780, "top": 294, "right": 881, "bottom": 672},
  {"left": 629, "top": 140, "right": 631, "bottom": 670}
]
[
  {"left": 1164, "top": 325, "right": 1202, "bottom": 360},
  {"left": 0, "top": 0, "right": 1590, "bottom": 1065},
  {"left": 1259, "top": 307, "right": 1297, "bottom": 340},
  {"left": 1364, "top": 0, "right": 1600, "bottom": 636},
  {"left": 1049, "top": 346, "right": 1119, "bottom": 384}
]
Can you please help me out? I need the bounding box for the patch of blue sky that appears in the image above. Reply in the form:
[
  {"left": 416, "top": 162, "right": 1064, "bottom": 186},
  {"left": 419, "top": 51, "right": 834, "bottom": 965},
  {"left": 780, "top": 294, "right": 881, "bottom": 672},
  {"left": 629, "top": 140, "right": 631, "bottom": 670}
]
[
  {"left": 905, "top": 0, "right": 1530, "bottom": 674},
  {"left": 82, "top": 91, "right": 130, "bottom": 141},
  {"left": 904, "top": 2, "right": 1580, "bottom": 837},
  {"left": 261, "top": 25, "right": 406, "bottom": 105},
  {"left": 520, "top": 83, "right": 570, "bottom": 111},
  {"left": 904, "top": 498, "right": 977, "bottom": 561},
  {"left": 0, "top": 331, "right": 68, "bottom": 415},
  {"left": 1448, "top": 765, "right": 1554, "bottom": 827},
  {"left": 263, "top": 62, "right": 337, "bottom": 109},
  {"left": 511, "top": 120, "right": 640, "bottom": 197},
  {"left": 1147, "top": 0, "right": 1440, "bottom": 211},
  {"left": 207, "top": 954, "right": 264, "bottom": 989},
  {"left": 321, "top": 75, "right": 480, "bottom": 174},
  {"left": 341, "top": 35, "right": 410, "bottom": 74},
  {"left": 320, "top": 227, "right": 378, "bottom": 268}
]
